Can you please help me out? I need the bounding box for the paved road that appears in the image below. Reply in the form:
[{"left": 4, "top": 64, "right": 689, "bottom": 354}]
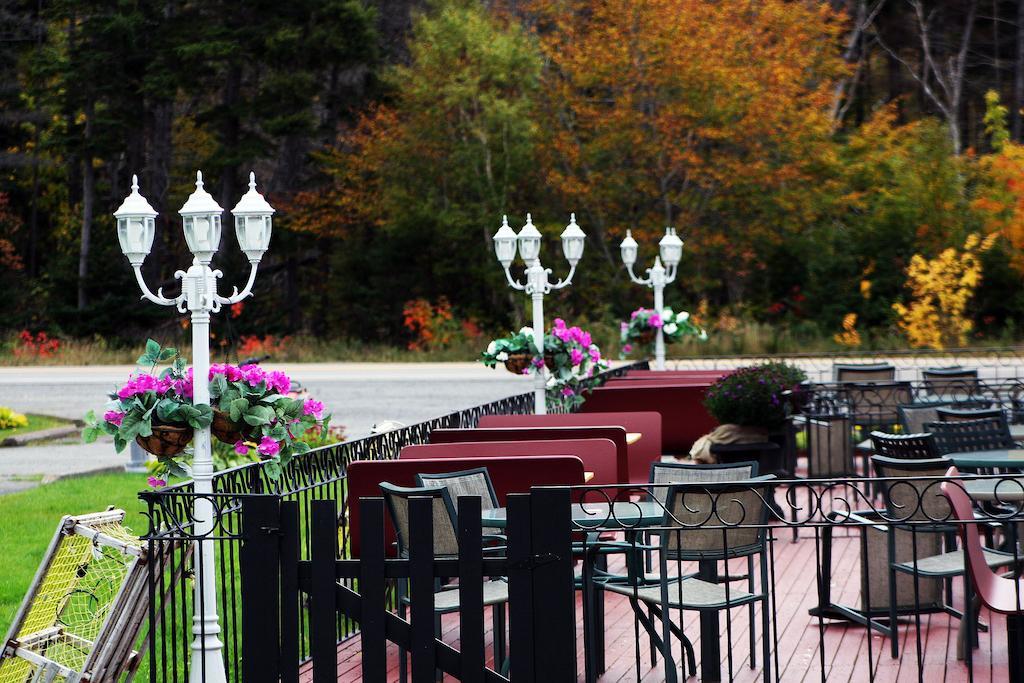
[{"left": 0, "top": 363, "right": 529, "bottom": 482}]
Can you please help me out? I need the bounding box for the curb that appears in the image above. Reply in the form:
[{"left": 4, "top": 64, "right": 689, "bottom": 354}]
[{"left": 1, "top": 424, "right": 80, "bottom": 448}]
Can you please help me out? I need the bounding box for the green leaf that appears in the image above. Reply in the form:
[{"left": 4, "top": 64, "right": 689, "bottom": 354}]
[
  {"left": 190, "top": 404, "right": 213, "bottom": 428},
  {"left": 158, "top": 348, "right": 177, "bottom": 361},
  {"left": 146, "top": 339, "right": 160, "bottom": 357},
  {"left": 82, "top": 424, "right": 103, "bottom": 443},
  {"left": 263, "top": 459, "right": 282, "bottom": 480},
  {"left": 242, "top": 405, "right": 275, "bottom": 427},
  {"left": 156, "top": 400, "right": 180, "bottom": 423},
  {"left": 228, "top": 397, "right": 249, "bottom": 423},
  {"left": 136, "top": 420, "right": 153, "bottom": 438},
  {"left": 113, "top": 434, "right": 127, "bottom": 453},
  {"left": 119, "top": 411, "right": 144, "bottom": 440}
]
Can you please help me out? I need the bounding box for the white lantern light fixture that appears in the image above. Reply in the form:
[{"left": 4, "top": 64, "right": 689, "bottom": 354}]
[
  {"left": 113, "top": 175, "right": 158, "bottom": 267},
  {"left": 619, "top": 229, "right": 639, "bottom": 268},
  {"left": 231, "top": 172, "right": 275, "bottom": 263},
  {"left": 179, "top": 171, "right": 223, "bottom": 265},
  {"left": 493, "top": 215, "right": 519, "bottom": 268},
  {"left": 516, "top": 213, "right": 543, "bottom": 262},
  {"left": 560, "top": 213, "right": 586, "bottom": 266},
  {"left": 658, "top": 227, "right": 684, "bottom": 268}
]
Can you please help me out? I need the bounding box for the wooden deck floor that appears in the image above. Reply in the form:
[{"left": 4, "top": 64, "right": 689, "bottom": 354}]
[{"left": 307, "top": 529, "right": 1012, "bottom": 682}]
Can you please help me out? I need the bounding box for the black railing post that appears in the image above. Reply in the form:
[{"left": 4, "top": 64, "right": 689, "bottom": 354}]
[
  {"left": 240, "top": 495, "right": 282, "bottom": 682},
  {"left": 507, "top": 493, "right": 536, "bottom": 682},
  {"left": 529, "top": 487, "right": 576, "bottom": 681},
  {"left": 457, "top": 496, "right": 486, "bottom": 682},
  {"left": 279, "top": 500, "right": 300, "bottom": 683},
  {"left": 408, "top": 496, "right": 438, "bottom": 682},
  {"left": 310, "top": 499, "right": 339, "bottom": 683},
  {"left": 358, "top": 497, "right": 387, "bottom": 680}
]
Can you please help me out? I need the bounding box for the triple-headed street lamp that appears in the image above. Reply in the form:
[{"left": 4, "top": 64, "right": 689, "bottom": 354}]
[
  {"left": 493, "top": 213, "right": 586, "bottom": 414},
  {"left": 114, "top": 170, "right": 275, "bottom": 683},
  {"left": 619, "top": 227, "right": 684, "bottom": 370}
]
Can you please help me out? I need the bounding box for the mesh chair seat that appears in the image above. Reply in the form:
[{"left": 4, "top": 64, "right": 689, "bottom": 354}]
[
  {"left": 869, "top": 431, "right": 940, "bottom": 460},
  {"left": 834, "top": 363, "right": 896, "bottom": 383},
  {"left": 897, "top": 404, "right": 947, "bottom": 435},
  {"left": 893, "top": 547, "right": 1017, "bottom": 577},
  {"left": 648, "top": 461, "right": 758, "bottom": 508},
  {"left": 605, "top": 577, "right": 759, "bottom": 609},
  {"left": 928, "top": 417, "right": 1017, "bottom": 454},
  {"left": 429, "top": 580, "right": 510, "bottom": 611}
]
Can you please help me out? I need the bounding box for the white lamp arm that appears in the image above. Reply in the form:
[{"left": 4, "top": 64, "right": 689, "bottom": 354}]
[
  {"left": 664, "top": 264, "right": 679, "bottom": 284},
  {"left": 133, "top": 266, "right": 182, "bottom": 307},
  {"left": 625, "top": 262, "right": 651, "bottom": 286},
  {"left": 215, "top": 261, "right": 259, "bottom": 306},
  {"left": 502, "top": 266, "right": 528, "bottom": 291},
  {"left": 550, "top": 262, "right": 578, "bottom": 290}
]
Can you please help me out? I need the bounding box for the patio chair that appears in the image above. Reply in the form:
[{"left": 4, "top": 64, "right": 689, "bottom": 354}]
[
  {"left": 843, "top": 381, "right": 913, "bottom": 432},
  {"left": 604, "top": 477, "right": 777, "bottom": 683},
  {"left": 937, "top": 406, "right": 1005, "bottom": 422},
  {"left": 941, "top": 470, "right": 1024, "bottom": 681},
  {"left": 380, "top": 482, "right": 510, "bottom": 681},
  {"left": 922, "top": 367, "right": 980, "bottom": 398},
  {"left": 871, "top": 456, "right": 1017, "bottom": 658},
  {"left": 833, "top": 363, "right": 896, "bottom": 383},
  {"left": 928, "top": 417, "right": 1017, "bottom": 455},
  {"left": 869, "top": 431, "right": 941, "bottom": 460},
  {"left": 897, "top": 403, "right": 948, "bottom": 434},
  {"left": 417, "top": 467, "right": 504, "bottom": 535}
]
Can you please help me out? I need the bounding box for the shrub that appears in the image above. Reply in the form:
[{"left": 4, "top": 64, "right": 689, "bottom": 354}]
[
  {"left": 0, "top": 406, "right": 28, "bottom": 430},
  {"left": 703, "top": 362, "right": 807, "bottom": 430}
]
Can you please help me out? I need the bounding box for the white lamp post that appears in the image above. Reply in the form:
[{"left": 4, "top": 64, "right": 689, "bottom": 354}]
[
  {"left": 620, "top": 227, "right": 684, "bottom": 371},
  {"left": 114, "top": 171, "right": 274, "bottom": 683},
  {"left": 493, "top": 213, "right": 585, "bottom": 414}
]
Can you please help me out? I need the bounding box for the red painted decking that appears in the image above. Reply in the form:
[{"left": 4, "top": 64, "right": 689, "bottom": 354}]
[{"left": 302, "top": 530, "right": 1011, "bottom": 682}]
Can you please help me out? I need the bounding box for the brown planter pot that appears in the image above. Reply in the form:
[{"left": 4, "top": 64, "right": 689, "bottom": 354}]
[
  {"left": 635, "top": 329, "right": 657, "bottom": 345},
  {"left": 504, "top": 353, "right": 535, "bottom": 375},
  {"left": 211, "top": 409, "right": 246, "bottom": 445},
  {"left": 136, "top": 424, "right": 193, "bottom": 457}
]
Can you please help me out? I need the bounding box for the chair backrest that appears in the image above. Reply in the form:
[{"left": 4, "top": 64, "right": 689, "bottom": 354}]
[
  {"left": 869, "top": 430, "right": 940, "bottom": 460},
  {"left": 648, "top": 460, "right": 758, "bottom": 507},
  {"left": 660, "top": 477, "right": 775, "bottom": 560},
  {"left": 416, "top": 467, "right": 499, "bottom": 512},
  {"left": 870, "top": 455, "right": 952, "bottom": 523},
  {"left": 379, "top": 482, "right": 460, "bottom": 557},
  {"left": 921, "top": 367, "right": 979, "bottom": 396},
  {"left": 833, "top": 363, "right": 895, "bottom": 383},
  {"left": 807, "top": 416, "right": 856, "bottom": 476},
  {"left": 843, "top": 381, "right": 913, "bottom": 429},
  {"left": 927, "top": 417, "right": 1016, "bottom": 454},
  {"left": 897, "top": 402, "right": 948, "bottom": 434},
  {"left": 936, "top": 406, "right": 1005, "bottom": 422},
  {"left": 941, "top": 468, "right": 1024, "bottom": 613}
]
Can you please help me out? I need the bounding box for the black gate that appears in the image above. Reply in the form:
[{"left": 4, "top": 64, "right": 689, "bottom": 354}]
[{"left": 238, "top": 488, "right": 577, "bottom": 682}]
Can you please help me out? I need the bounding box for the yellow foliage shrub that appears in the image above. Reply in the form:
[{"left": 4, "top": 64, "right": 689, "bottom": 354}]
[
  {"left": 0, "top": 406, "right": 28, "bottom": 430},
  {"left": 834, "top": 313, "right": 862, "bottom": 347},
  {"left": 892, "top": 233, "right": 999, "bottom": 349}
]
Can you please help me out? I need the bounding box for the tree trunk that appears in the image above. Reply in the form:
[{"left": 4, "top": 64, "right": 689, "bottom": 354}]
[{"left": 77, "top": 108, "right": 95, "bottom": 311}]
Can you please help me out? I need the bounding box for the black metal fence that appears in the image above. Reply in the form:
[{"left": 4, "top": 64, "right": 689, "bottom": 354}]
[{"left": 139, "top": 362, "right": 644, "bottom": 682}]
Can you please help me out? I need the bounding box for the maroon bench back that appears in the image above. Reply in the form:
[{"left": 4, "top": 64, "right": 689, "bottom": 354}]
[
  {"left": 581, "top": 384, "right": 716, "bottom": 455},
  {"left": 347, "top": 455, "right": 584, "bottom": 556},
  {"left": 614, "top": 369, "right": 728, "bottom": 381},
  {"left": 477, "top": 411, "right": 661, "bottom": 483},
  {"left": 400, "top": 438, "right": 618, "bottom": 486},
  {"left": 431, "top": 426, "right": 630, "bottom": 483}
]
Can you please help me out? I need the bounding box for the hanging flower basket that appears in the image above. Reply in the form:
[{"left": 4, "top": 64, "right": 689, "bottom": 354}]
[
  {"left": 503, "top": 353, "right": 535, "bottom": 375},
  {"left": 211, "top": 408, "right": 246, "bottom": 444},
  {"left": 635, "top": 329, "right": 657, "bottom": 345},
  {"left": 136, "top": 424, "right": 193, "bottom": 457}
]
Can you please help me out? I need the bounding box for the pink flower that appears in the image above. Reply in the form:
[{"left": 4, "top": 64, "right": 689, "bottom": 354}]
[
  {"left": 553, "top": 318, "right": 567, "bottom": 330},
  {"left": 147, "top": 476, "right": 166, "bottom": 488},
  {"left": 117, "top": 373, "right": 160, "bottom": 399},
  {"left": 531, "top": 357, "right": 546, "bottom": 369},
  {"left": 631, "top": 308, "right": 644, "bottom": 320},
  {"left": 570, "top": 348, "right": 584, "bottom": 366},
  {"left": 649, "top": 314, "right": 663, "bottom": 328},
  {"left": 209, "top": 363, "right": 242, "bottom": 382},
  {"left": 240, "top": 364, "right": 266, "bottom": 387},
  {"left": 620, "top": 322, "right": 628, "bottom": 332},
  {"left": 589, "top": 347, "right": 601, "bottom": 363},
  {"left": 623, "top": 344, "right": 633, "bottom": 354},
  {"left": 267, "top": 370, "right": 291, "bottom": 394},
  {"left": 104, "top": 410, "right": 125, "bottom": 426},
  {"left": 233, "top": 440, "right": 249, "bottom": 455},
  {"left": 303, "top": 398, "right": 325, "bottom": 420},
  {"left": 521, "top": 368, "right": 530, "bottom": 375},
  {"left": 561, "top": 387, "right": 575, "bottom": 397},
  {"left": 257, "top": 436, "right": 280, "bottom": 457}
]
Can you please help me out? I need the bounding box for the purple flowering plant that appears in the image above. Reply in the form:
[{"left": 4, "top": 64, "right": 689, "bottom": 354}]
[
  {"left": 82, "top": 339, "right": 213, "bottom": 461},
  {"left": 208, "top": 362, "right": 331, "bottom": 477},
  {"left": 702, "top": 362, "right": 807, "bottom": 429},
  {"left": 543, "top": 319, "right": 609, "bottom": 410}
]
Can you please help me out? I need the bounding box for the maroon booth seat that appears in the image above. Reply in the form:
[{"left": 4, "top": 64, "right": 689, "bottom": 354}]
[
  {"left": 431, "top": 427, "right": 631, "bottom": 484},
  {"left": 400, "top": 438, "right": 618, "bottom": 487},
  {"left": 477, "top": 411, "right": 662, "bottom": 484},
  {"left": 581, "top": 384, "right": 717, "bottom": 456},
  {"left": 347, "top": 455, "right": 584, "bottom": 556},
  {"left": 614, "top": 369, "right": 728, "bottom": 381}
]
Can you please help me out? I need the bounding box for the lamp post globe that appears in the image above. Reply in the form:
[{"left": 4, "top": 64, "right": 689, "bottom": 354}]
[
  {"left": 493, "top": 214, "right": 519, "bottom": 268},
  {"left": 560, "top": 213, "right": 586, "bottom": 266},
  {"left": 231, "top": 172, "right": 275, "bottom": 263},
  {"left": 179, "top": 171, "right": 224, "bottom": 265},
  {"left": 516, "top": 213, "right": 543, "bottom": 263},
  {"left": 113, "top": 175, "right": 157, "bottom": 267},
  {"left": 658, "top": 227, "right": 684, "bottom": 268},
  {"left": 619, "top": 229, "right": 639, "bottom": 268}
]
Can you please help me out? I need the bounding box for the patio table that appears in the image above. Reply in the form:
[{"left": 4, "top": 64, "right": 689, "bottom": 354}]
[
  {"left": 483, "top": 500, "right": 726, "bottom": 682},
  {"left": 946, "top": 449, "right": 1024, "bottom": 470}
]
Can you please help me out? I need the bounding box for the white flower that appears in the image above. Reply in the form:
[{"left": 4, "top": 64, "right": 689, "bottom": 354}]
[
  {"left": 677, "top": 311, "right": 690, "bottom": 322},
  {"left": 496, "top": 351, "right": 509, "bottom": 361},
  {"left": 546, "top": 376, "right": 558, "bottom": 388},
  {"left": 662, "top": 307, "right": 674, "bottom": 319},
  {"left": 486, "top": 341, "right": 498, "bottom": 355},
  {"left": 519, "top": 326, "right": 534, "bottom": 337},
  {"left": 698, "top": 329, "right": 708, "bottom": 341},
  {"left": 664, "top": 323, "right": 678, "bottom": 335}
]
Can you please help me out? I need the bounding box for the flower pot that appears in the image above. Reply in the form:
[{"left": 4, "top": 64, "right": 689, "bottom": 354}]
[
  {"left": 635, "top": 329, "right": 657, "bottom": 345},
  {"left": 504, "top": 353, "right": 535, "bottom": 375},
  {"left": 136, "top": 424, "right": 193, "bottom": 457},
  {"left": 211, "top": 409, "right": 246, "bottom": 444},
  {"left": 544, "top": 354, "right": 556, "bottom": 371}
]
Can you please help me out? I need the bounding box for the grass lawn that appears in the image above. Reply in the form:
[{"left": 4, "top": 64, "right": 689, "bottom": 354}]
[
  {"left": 0, "top": 413, "right": 71, "bottom": 441},
  {"left": 0, "top": 472, "right": 148, "bottom": 636}
]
